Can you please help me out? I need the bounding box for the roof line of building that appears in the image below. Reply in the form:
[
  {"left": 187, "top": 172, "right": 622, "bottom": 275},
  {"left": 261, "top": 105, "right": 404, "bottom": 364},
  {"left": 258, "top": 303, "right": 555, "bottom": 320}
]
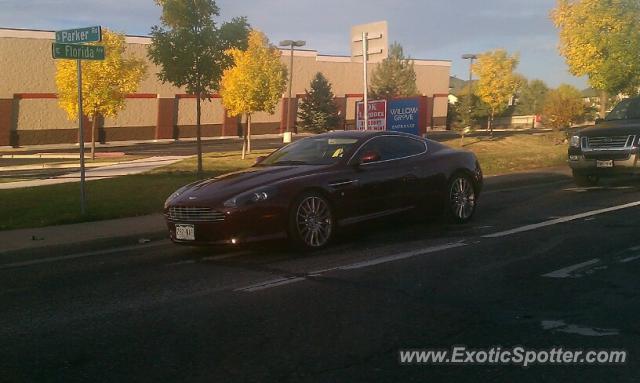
[{"left": 0, "top": 27, "right": 451, "bottom": 66}]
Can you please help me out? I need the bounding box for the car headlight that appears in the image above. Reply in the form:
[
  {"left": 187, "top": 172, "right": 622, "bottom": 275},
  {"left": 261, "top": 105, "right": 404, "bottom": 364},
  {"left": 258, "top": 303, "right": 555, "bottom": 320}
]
[
  {"left": 164, "top": 185, "right": 189, "bottom": 209},
  {"left": 224, "top": 187, "right": 277, "bottom": 208},
  {"left": 570, "top": 135, "right": 581, "bottom": 148}
]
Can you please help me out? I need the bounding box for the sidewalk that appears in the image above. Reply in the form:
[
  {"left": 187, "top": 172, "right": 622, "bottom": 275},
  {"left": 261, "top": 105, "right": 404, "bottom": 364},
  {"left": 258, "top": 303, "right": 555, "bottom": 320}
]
[
  {"left": 0, "top": 214, "right": 166, "bottom": 255},
  {"left": 0, "top": 133, "right": 305, "bottom": 153},
  {"left": 0, "top": 156, "right": 186, "bottom": 189}
]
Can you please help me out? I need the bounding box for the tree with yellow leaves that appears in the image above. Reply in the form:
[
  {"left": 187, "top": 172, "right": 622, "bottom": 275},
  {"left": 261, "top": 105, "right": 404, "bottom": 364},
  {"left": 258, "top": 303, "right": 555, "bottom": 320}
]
[
  {"left": 542, "top": 84, "right": 588, "bottom": 129},
  {"left": 551, "top": 0, "right": 640, "bottom": 115},
  {"left": 55, "top": 30, "right": 147, "bottom": 159},
  {"left": 220, "top": 30, "right": 287, "bottom": 159},
  {"left": 472, "top": 49, "right": 520, "bottom": 135}
]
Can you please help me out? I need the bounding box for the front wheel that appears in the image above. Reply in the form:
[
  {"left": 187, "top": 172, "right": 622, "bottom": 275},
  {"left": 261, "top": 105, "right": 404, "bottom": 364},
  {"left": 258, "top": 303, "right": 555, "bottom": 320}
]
[
  {"left": 445, "top": 173, "right": 477, "bottom": 224},
  {"left": 572, "top": 171, "right": 599, "bottom": 187},
  {"left": 289, "top": 192, "right": 334, "bottom": 250}
]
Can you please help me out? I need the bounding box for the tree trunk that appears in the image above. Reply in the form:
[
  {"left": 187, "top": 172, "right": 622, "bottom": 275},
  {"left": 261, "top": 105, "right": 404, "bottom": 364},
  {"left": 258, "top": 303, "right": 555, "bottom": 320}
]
[
  {"left": 489, "top": 111, "right": 494, "bottom": 136},
  {"left": 241, "top": 114, "right": 248, "bottom": 160},
  {"left": 247, "top": 114, "right": 252, "bottom": 154},
  {"left": 91, "top": 112, "right": 97, "bottom": 160},
  {"left": 599, "top": 90, "right": 608, "bottom": 118},
  {"left": 196, "top": 93, "right": 203, "bottom": 176}
]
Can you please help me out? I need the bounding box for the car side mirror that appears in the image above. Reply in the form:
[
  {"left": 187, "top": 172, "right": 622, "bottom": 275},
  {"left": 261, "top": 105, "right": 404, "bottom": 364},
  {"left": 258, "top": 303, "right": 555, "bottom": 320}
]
[
  {"left": 359, "top": 150, "right": 381, "bottom": 165},
  {"left": 254, "top": 156, "right": 266, "bottom": 165},
  {"left": 595, "top": 118, "right": 604, "bottom": 125}
]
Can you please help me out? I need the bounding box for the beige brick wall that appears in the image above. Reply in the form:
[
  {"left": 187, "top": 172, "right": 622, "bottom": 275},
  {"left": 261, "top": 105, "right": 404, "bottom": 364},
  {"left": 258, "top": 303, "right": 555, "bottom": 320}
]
[
  {"left": 103, "top": 98, "right": 157, "bottom": 128},
  {"left": 1, "top": 28, "right": 451, "bottom": 133},
  {"left": 16, "top": 99, "right": 75, "bottom": 130},
  {"left": 176, "top": 98, "right": 225, "bottom": 125}
]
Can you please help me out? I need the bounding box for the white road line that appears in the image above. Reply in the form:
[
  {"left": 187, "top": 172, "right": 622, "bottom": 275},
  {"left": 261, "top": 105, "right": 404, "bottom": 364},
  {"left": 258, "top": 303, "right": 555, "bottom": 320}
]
[
  {"left": 541, "top": 320, "right": 619, "bottom": 337},
  {"left": 338, "top": 242, "right": 466, "bottom": 270},
  {"left": 542, "top": 259, "right": 600, "bottom": 278},
  {"left": 619, "top": 255, "right": 640, "bottom": 264},
  {"left": 236, "top": 242, "right": 467, "bottom": 292},
  {"left": 236, "top": 277, "right": 307, "bottom": 292},
  {"left": 484, "top": 200, "right": 640, "bottom": 239},
  {"left": 0, "top": 240, "right": 170, "bottom": 270}
]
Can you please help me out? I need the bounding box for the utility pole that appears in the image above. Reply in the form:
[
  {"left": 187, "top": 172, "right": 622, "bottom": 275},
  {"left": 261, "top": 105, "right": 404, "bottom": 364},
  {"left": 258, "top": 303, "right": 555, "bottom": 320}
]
[
  {"left": 362, "top": 32, "right": 369, "bottom": 130},
  {"left": 279, "top": 40, "right": 306, "bottom": 143}
]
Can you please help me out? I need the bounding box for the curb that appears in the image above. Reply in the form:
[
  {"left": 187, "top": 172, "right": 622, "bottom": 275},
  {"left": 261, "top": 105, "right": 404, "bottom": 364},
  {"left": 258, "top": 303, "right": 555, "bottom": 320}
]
[{"left": 0, "top": 230, "right": 168, "bottom": 263}]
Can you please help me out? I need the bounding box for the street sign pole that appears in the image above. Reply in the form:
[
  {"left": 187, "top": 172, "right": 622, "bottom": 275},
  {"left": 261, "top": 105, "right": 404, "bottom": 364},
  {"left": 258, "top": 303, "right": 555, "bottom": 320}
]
[
  {"left": 362, "top": 32, "right": 369, "bottom": 131},
  {"left": 77, "top": 59, "right": 86, "bottom": 215},
  {"left": 53, "top": 25, "right": 103, "bottom": 215}
]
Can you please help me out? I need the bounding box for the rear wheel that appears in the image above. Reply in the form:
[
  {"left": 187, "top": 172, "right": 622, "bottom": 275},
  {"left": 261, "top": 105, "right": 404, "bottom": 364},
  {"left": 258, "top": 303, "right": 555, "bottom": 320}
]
[
  {"left": 573, "top": 171, "right": 599, "bottom": 187},
  {"left": 289, "top": 192, "right": 334, "bottom": 250},
  {"left": 445, "top": 173, "right": 477, "bottom": 224}
]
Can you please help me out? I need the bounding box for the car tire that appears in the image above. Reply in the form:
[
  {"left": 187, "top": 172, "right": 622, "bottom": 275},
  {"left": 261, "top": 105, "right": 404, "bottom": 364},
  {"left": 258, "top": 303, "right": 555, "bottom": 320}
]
[
  {"left": 444, "top": 173, "right": 477, "bottom": 224},
  {"left": 572, "top": 171, "right": 599, "bottom": 187},
  {"left": 288, "top": 192, "right": 335, "bottom": 251}
]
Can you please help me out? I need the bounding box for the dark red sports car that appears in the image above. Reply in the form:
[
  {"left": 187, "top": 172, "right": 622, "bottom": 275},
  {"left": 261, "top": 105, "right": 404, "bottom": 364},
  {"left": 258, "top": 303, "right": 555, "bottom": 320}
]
[{"left": 164, "top": 131, "right": 483, "bottom": 250}]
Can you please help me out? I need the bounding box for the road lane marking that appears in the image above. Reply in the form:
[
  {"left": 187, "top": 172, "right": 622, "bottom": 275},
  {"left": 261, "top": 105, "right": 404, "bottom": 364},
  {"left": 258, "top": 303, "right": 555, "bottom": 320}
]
[
  {"left": 542, "top": 259, "right": 600, "bottom": 278},
  {"left": 483, "top": 200, "right": 640, "bottom": 239},
  {"left": 541, "top": 320, "right": 619, "bottom": 337},
  {"left": 235, "top": 242, "right": 466, "bottom": 292},
  {"left": 236, "top": 277, "right": 307, "bottom": 292},
  {"left": 619, "top": 255, "right": 640, "bottom": 263},
  {"left": 0, "top": 240, "right": 170, "bottom": 270},
  {"left": 338, "top": 242, "right": 466, "bottom": 270}
]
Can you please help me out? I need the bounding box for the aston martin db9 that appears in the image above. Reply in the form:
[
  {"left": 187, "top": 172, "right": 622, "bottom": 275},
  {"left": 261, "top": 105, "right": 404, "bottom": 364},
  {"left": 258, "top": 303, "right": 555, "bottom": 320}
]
[{"left": 164, "top": 131, "right": 483, "bottom": 250}]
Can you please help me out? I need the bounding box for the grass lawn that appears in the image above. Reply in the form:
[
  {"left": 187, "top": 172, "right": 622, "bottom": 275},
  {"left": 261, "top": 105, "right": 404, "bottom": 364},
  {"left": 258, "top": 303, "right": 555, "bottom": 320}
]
[
  {"left": 0, "top": 150, "right": 271, "bottom": 231},
  {"left": 441, "top": 133, "right": 568, "bottom": 176},
  {"left": 0, "top": 134, "right": 568, "bottom": 230}
]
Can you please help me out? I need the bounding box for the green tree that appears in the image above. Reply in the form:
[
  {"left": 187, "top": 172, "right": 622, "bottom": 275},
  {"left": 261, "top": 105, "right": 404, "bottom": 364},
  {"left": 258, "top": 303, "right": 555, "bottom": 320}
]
[
  {"left": 551, "top": 0, "right": 640, "bottom": 115},
  {"left": 454, "top": 85, "right": 490, "bottom": 127},
  {"left": 297, "top": 73, "right": 340, "bottom": 133},
  {"left": 515, "top": 79, "right": 549, "bottom": 115},
  {"left": 472, "top": 49, "right": 520, "bottom": 134},
  {"left": 369, "top": 42, "right": 418, "bottom": 100},
  {"left": 55, "top": 29, "right": 147, "bottom": 160},
  {"left": 542, "top": 84, "right": 587, "bottom": 129},
  {"left": 148, "top": 0, "right": 250, "bottom": 175},
  {"left": 220, "top": 30, "right": 287, "bottom": 159}
]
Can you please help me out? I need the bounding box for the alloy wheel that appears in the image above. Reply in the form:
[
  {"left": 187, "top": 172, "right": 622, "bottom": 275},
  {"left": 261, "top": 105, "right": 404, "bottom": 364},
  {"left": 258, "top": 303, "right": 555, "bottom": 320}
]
[
  {"left": 449, "top": 176, "right": 476, "bottom": 221},
  {"left": 295, "top": 196, "right": 333, "bottom": 248}
]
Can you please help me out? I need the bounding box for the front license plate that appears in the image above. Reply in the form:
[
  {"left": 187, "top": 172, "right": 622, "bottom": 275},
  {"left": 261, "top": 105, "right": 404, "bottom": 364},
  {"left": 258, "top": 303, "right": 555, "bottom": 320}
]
[
  {"left": 597, "top": 160, "right": 614, "bottom": 168},
  {"left": 175, "top": 224, "right": 195, "bottom": 240}
]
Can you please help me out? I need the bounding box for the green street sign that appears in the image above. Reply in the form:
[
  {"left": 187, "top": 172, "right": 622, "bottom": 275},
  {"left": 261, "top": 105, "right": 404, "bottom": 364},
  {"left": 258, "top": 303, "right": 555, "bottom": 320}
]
[
  {"left": 55, "top": 26, "right": 102, "bottom": 44},
  {"left": 52, "top": 43, "right": 105, "bottom": 60}
]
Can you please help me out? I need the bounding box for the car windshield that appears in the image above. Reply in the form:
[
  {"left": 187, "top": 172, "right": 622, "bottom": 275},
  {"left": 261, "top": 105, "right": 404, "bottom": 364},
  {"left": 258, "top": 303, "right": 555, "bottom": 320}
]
[
  {"left": 261, "top": 137, "right": 359, "bottom": 166},
  {"left": 605, "top": 98, "right": 640, "bottom": 121}
]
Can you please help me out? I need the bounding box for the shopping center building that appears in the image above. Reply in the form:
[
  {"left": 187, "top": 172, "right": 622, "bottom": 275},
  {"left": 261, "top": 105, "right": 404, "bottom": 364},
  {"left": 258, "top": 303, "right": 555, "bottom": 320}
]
[{"left": 0, "top": 26, "right": 451, "bottom": 147}]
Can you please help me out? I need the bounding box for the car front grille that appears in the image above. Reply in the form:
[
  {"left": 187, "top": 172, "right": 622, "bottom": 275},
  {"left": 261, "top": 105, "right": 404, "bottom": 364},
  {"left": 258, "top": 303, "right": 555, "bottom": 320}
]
[
  {"left": 583, "top": 152, "right": 631, "bottom": 161},
  {"left": 167, "top": 207, "right": 226, "bottom": 222},
  {"left": 585, "top": 135, "right": 634, "bottom": 149}
]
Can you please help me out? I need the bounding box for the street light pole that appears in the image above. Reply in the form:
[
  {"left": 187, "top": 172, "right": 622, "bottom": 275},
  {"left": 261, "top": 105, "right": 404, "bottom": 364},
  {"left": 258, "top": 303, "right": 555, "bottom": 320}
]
[
  {"left": 461, "top": 54, "right": 477, "bottom": 128},
  {"left": 279, "top": 39, "right": 306, "bottom": 143},
  {"left": 362, "top": 32, "right": 369, "bottom": 130}
]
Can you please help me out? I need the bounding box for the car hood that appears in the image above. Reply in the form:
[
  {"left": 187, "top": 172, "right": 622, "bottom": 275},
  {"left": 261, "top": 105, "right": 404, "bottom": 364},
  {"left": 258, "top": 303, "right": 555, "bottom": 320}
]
[
  {"left": 578, "top": 119, "right": 640, "bottom": 137},
  {"left": 171, "top": 165, "right": 329, "bottom": 206}
]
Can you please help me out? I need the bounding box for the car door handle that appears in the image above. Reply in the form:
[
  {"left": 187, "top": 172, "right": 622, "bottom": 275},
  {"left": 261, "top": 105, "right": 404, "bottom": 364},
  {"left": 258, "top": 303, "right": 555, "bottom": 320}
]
[
  {"left": 403, "top": 174, "right": 418, "bottom": 182},
  {"left": 329, "top": 179, "right": 359, "bottom": 188}
]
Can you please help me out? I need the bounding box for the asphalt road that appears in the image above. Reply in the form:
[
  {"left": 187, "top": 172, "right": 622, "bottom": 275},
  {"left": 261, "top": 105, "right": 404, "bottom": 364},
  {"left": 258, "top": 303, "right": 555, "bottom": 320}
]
[{"left": 2, "top": 171, "right": 640, "bottom": 382}]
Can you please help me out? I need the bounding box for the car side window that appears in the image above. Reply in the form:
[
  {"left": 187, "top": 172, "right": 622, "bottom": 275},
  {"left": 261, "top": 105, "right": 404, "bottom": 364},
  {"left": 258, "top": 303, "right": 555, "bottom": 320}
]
[{"left": 358, "top": 136, "right": 426, "bottom": 162}]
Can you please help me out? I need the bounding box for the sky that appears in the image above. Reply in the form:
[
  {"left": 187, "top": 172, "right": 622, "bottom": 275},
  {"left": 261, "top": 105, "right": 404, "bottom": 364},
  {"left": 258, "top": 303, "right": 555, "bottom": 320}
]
[{"left": 0, "top": 0, "right": 587, "bottom": 89}]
